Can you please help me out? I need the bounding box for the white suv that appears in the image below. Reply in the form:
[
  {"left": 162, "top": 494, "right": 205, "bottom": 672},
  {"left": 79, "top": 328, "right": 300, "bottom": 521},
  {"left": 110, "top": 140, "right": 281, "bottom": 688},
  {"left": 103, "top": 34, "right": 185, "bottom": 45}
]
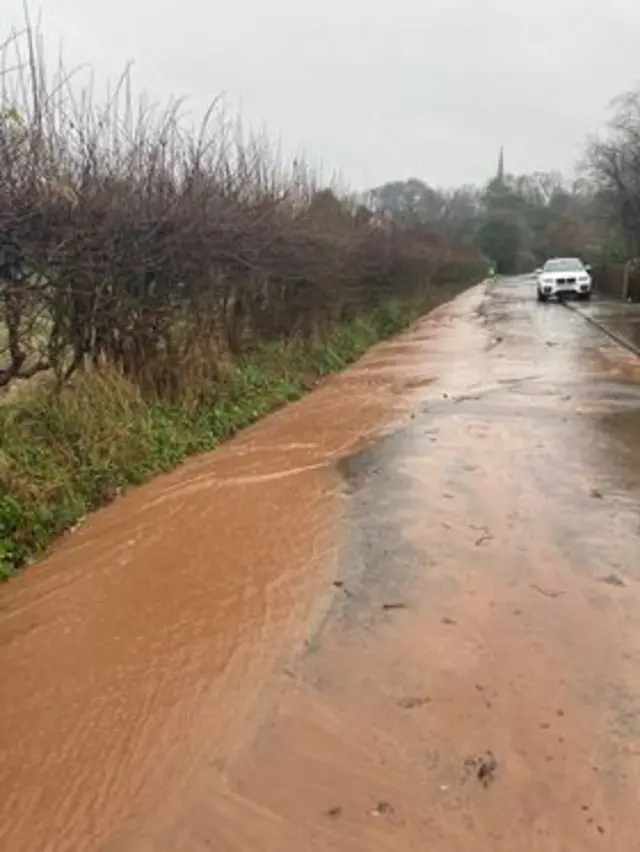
[{"left": 536, "top": 258, "right": 593, "bottom": 302}]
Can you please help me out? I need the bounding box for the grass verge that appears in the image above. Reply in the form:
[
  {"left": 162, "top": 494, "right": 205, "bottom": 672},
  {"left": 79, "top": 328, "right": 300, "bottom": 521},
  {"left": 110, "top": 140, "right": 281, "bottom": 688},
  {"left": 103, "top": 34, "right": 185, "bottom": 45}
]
[{"left": 0, "top": 291, "right": 462, "bottom": 579}]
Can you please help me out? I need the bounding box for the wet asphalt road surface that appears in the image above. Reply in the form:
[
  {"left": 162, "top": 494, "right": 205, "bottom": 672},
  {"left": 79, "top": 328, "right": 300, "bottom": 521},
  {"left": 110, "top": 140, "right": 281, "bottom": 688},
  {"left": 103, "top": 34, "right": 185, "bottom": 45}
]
[{"left": 2, "top": 277, "right": 640, "bottom": 850}]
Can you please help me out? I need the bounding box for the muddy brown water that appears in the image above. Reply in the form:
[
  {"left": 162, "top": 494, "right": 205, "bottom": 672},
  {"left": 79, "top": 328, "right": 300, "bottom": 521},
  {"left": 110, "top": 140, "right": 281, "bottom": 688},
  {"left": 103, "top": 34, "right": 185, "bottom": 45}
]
[{"left": 3, "top": 279, "right": 640, "bottom": 850}]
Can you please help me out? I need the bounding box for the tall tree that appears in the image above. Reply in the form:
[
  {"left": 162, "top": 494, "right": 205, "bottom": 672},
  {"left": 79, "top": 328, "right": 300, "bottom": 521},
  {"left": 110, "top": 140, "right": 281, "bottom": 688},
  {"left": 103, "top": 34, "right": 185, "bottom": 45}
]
[{"left": 585, "top": 90, "right": 640, "bottom": 254}]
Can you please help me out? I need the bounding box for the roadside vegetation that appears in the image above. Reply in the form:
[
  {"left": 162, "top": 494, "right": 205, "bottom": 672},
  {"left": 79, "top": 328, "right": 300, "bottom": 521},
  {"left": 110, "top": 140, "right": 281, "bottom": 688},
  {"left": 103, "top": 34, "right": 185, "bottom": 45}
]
[{"left": 0, "top": 25, "right": 483, "bottom": 577}]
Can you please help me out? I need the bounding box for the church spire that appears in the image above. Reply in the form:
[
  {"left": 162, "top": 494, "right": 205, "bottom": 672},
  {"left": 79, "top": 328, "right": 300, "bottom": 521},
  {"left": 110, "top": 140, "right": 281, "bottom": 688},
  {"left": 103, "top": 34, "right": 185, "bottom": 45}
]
[{"left": 497, "top": 145, "right": 505, "bottom": 182}]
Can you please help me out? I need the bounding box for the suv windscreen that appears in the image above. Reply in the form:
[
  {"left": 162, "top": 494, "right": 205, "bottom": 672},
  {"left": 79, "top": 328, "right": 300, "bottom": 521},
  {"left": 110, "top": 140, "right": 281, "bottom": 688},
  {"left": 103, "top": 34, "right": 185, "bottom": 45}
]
[{"left": 543, "top": 259, "right": 584, "bottom": 273}]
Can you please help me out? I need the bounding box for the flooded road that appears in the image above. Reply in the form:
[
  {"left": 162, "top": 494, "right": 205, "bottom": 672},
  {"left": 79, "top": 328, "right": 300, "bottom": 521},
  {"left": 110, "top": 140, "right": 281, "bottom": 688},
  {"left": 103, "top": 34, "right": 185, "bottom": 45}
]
[
  {"left": 570, "top": 297, "right": 640, "bottom": 356},
  {"left": 2, "top": 277, "right": 640, "bottom": 850}
]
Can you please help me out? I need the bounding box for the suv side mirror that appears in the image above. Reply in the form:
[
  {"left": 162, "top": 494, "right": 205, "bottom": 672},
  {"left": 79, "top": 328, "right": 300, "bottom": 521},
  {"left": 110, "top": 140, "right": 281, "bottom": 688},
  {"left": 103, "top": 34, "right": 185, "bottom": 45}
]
[
  {"left": 584, "top": 264, "right": 592, "bottom": 272},
  {"left": 535, "top": 268, "right": 542, "bottom": 275}
]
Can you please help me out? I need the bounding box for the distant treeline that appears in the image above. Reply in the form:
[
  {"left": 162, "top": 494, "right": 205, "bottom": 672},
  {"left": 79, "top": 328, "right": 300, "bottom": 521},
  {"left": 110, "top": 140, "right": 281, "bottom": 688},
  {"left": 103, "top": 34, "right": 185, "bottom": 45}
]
[{"left": 369, "top": 92, "right": 640, "bottom": 279}]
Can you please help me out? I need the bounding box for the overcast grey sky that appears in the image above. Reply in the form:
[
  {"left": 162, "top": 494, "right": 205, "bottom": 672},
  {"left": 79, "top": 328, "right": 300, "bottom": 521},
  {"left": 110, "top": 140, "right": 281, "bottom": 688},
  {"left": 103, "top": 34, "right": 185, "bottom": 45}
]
[{"left": 3, "top": 0, "right": 640, "bottom": 189}]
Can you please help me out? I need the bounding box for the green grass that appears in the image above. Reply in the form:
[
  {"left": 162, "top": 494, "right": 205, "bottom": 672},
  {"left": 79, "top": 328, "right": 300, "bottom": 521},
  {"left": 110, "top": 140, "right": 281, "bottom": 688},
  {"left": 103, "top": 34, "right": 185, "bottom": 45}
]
[{"left": 0, "top": 292, "right": 461, "bottom": 579}]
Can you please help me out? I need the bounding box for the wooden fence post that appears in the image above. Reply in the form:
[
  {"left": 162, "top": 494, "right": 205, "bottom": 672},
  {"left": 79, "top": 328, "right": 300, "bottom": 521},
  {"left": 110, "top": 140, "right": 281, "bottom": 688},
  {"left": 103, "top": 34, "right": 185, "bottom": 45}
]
[{"left": 622, "top": 259, "right": 640, "bottom": 301}]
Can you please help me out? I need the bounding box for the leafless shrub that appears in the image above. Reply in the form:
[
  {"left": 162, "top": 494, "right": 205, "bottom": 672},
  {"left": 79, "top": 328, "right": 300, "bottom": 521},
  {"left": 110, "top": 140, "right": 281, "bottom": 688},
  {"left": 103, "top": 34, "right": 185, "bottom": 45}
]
[{"left": 0, "top": 20, "right": 484, "bottom": 396}]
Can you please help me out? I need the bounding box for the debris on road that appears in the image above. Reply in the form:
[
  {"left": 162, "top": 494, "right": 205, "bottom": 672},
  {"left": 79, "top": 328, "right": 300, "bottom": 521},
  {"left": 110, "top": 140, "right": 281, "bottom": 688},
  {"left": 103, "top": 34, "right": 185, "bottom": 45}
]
[
  {"left": 464, "top": 751, "right": 499, "bottom": 788},
  {"left": 68, "top": 516, "right": 87, "bottom": 535},
  {"left": 441, "top": 616, "right": 457, "bottom": 625},
  {"left": 531, "top": 583, "right": 566, "bottom": 599},
  {"left": 599, "top": 572, "right": 626, "bottom": 587},
  {"left": 475, "top": 683, "right": 494, "bottom": 709},
  {"left": 325, "top": 806, "right": 343, "bottom": 819},
  {"left": 477, "top": 752, "right": 498, "bottom": 787},
  {"left": 470, "top": 524, "right": 493, "bottom": 546},
  {"left": 369, "top": 801, "right": 395, "bottom": 817},
  {"left": 398, "top": 696, "right": 431, "bottom": 709},
  {"left": 590, "top": 488, "right": 604, "bottom": 499},
  {"left": 332, "top": 580, "right": 353, "bottom": 596},
  {"left": 382, "top": 602, "right": 407, "bottom": 611},
  {"left": 454, "top": 393, "right": 482, "bottom": 403}
]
